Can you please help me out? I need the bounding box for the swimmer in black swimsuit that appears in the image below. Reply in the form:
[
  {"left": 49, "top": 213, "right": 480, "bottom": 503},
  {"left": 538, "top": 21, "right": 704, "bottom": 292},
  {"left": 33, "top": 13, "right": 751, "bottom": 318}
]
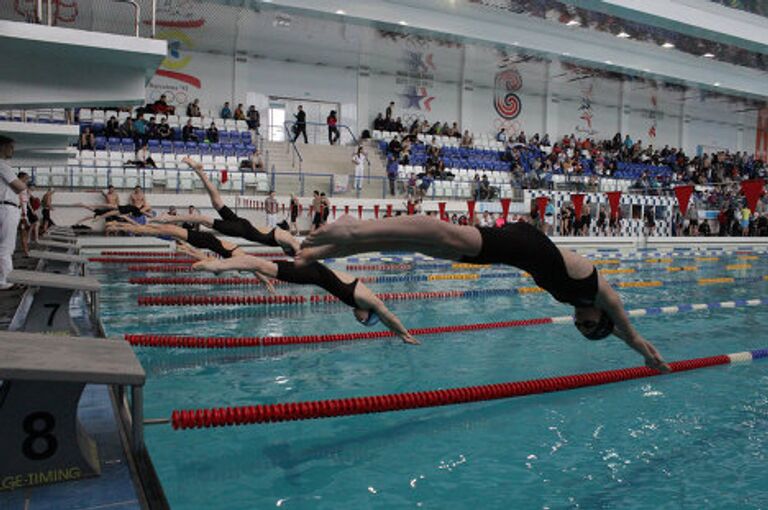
[
  {"left": 193, "top": 255, "right": 419, "bottom": 345},
  {"left": 298, "top": 215, "right": 669, "bottom": 371},
  {"left": 151, "top": 158, "right": 300, "bottom": 256}
]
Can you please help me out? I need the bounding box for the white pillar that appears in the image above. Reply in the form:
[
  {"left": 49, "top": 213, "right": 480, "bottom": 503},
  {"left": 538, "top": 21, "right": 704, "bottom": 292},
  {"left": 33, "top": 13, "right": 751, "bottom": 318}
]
[
  {"left": 618, "top": 79, "right": 629, "bottom": 136},
  {"left": 459, "top": 45, "right": 473, "bottom": 133},
  {"left": 543, "top": 61, "right": 559, "bottom": 138}
]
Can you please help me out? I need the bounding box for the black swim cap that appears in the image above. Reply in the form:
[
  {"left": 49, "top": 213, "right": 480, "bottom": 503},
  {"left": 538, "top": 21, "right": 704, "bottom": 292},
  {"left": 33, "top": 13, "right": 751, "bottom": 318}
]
[{"left": 581, "top": 311, "right": 614, "bottom": 341}]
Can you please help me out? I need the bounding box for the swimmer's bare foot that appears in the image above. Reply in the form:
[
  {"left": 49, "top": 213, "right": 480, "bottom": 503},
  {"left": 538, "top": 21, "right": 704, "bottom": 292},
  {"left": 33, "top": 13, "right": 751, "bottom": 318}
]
[
  {"left": 303, "top": 215, "right": 360, "bottom": 247},
  {"left": 192, "top": 258, "right": 226, "bottom": 274},
  {"left": 295, "top": 244, "right": 351, "bottom": 266}
]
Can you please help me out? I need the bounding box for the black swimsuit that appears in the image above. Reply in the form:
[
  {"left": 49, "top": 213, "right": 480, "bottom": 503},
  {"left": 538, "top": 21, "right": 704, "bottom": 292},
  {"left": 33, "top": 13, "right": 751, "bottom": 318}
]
[
  {"left": 275, "top": 261, "right": 359, "bottom": 308},
  {"left": 460, "top": 222, "right": 599, "bottom": 307},
  {"left": 185, "top": 229, "right": 236, "bottom": 259},
  {"left": 212, "top": 206, "right": 279, "bottom": 247}
]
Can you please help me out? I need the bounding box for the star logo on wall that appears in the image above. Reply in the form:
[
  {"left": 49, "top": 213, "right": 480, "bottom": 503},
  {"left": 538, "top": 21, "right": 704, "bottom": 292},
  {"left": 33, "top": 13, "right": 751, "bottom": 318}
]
[{"left": 400, "top": 86, "right": 435, "bottom": 111}]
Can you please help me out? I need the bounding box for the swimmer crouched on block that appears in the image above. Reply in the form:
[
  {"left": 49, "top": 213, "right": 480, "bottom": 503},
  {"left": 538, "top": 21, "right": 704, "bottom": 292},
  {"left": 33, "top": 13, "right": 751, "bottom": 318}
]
[
  {"left": 193, "top": 256, "right": 420, "bottom": 345},
  {"left": 298, "top": 215, "right": 670, "bottom": 370}
]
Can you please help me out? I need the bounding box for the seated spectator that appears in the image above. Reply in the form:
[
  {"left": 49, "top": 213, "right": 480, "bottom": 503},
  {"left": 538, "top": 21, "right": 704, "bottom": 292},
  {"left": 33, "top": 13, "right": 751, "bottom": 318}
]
[
  {"left": 428, "top": 121, "right": 441, "bottom": 135},
  {"left": 157, "top": 118, "right": 173, "bottom": 140},
  {"left": 152, "top": 94, "right": 174, "bottom": 115},
  {"left": 233, "top": 103, "right": 245, "bottom": 121},
  {"left": 182, "top": 119, "right": 198, "bottom": 142},
  {"left": 127, "top": 144, "right": 156, "bottom": 169},
  {"left": 119, "top": 117, "right": 134, "bottom": 139},
  {"left": 79, "top": 127, "right": 95, "bottom": 150},
  {"left": 146, "top": 116, "right": 158, "bottom": 140},
  {"left": 186, "top": 99, "right": 201, "bottom": 118},
  {"left": 450, "top": 122, "right": 461, "bottom": 138},
  {"left": 460, "top": 130, "right": 473, "bottom": 148},
  {"left": 393, "top": 117, "right": 404, "bottom": 133},
  {"left": 105, "top": 115, "right": 120, "bottom": 138},
  {"left": 373, "top": 113, "right": 386, "bottom": 131},
  {"left": 206, "top": 122, "right": 219, "bottom": 143},
  {"left": 388, "top": 135, "right": 402, "bottom": 157},
  {"left": 181, "top": 205, "right": 200, "bottom": 231},
  {"left": 246, "top": 105, "right": 260, "bottom": 132},
  {"left": 496, "top": 127, "right": 507, "bottom": 143},
  {"left": 220, "top": 102, "right": 232, "bottom": 119},
  {"left": 250, "top": 150, "right": 264, "bottom": 172}
]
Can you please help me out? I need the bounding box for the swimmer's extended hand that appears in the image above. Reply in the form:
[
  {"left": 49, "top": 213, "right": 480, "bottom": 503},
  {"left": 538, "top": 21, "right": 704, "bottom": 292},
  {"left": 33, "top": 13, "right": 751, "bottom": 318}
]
[
  {"left": 302, "top": 215, "right": 358, "bottom": 247},
  {"left": 401, "top": 333, "right": 420, "bottom": 345},
  {"left": 640, "top": 339, "right": 671, "bottom": 373}
]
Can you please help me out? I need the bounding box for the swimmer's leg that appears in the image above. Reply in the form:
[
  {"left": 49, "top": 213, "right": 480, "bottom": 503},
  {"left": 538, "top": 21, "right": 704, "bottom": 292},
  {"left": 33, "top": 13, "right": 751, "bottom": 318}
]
[
  {"left": 183, "top": 157, "right": 225, "bottom": 211},
  {"left": 300, "top": 216, "right": 481, "bottom": 264},
  {"left": 152, "top": 213, "right": 216, "bottom": 228}
]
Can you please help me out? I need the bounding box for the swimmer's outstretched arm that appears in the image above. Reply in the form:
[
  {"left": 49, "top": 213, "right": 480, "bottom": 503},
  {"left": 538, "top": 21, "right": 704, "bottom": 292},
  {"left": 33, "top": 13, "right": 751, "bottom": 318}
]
[
  {"left": 594, "top": 277, "right": 670, "bottom": 372},
  {"left": 352, "top": 283, "right": 420, "bottom": 345},
  {"left": 151, "top": 213, "right": 216, "bottom": 228}
]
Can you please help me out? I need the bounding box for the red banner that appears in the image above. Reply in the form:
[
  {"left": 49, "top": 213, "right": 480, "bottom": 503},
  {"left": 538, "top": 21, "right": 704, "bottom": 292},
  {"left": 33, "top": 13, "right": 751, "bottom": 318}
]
[
  {"left": 386, "top": 204, "right": 393, "bottom": 217},
  {"left": 571, "top": 194, "right": 585, "bottom": 218},
  {"left": 344, "top": 205, "right": 350, "bottom": 216},
  {"left": 673, "top": 185, "right": 694, "bottom": 216},
  {"left": 358, "top": 205, "right": 363, "bottom": 219},
  {"left": 606, "top": 191, "right": 622, "bottom": 218},
  {"left": 500, "top": 198, "right": 511, "bottom": 221},
  {"left": 374, "top": 204, "right": 380, "bottom": 219},
  {"left": 535, "top": 196, "right": 548, "bottom": 221},
  {"left": 741, "top": 179, "right": 765, "bottom": 213},
  {"left": 467, "top": 200, "right": 476, "bottom": 222},
  {"left": 220, "top": 170, "right": 228, "bottom": 184},
  {"left": 407, "top": 201, "right": 415, "bottom": 215},
  {"left": 438, "top": 202, "right": 447, "bottom": 221},
  {"left": 332, "top": 205, "right": 337, "bottom": 219}
]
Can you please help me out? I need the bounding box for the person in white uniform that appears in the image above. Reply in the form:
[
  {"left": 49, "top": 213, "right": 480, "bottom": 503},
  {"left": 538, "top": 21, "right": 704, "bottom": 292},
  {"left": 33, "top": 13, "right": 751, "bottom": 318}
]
[
  {"left": 0, "top": 136, "right": 27, "bottom": 290},
  {"left": 352, "top": 146, "right": 367, "bottom": 191}
]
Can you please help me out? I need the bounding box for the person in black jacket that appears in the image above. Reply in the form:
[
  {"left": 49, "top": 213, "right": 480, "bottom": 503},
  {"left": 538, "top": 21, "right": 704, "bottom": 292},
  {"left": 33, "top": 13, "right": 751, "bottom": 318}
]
[{"left": 292, "top": 105, "right": 307, "bottom": 143}]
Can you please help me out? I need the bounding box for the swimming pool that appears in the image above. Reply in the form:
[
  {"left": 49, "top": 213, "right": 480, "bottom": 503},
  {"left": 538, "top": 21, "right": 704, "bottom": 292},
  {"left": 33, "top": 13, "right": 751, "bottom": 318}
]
[{"left": 93, "top": 250, "right": 768, "bottom": 509}]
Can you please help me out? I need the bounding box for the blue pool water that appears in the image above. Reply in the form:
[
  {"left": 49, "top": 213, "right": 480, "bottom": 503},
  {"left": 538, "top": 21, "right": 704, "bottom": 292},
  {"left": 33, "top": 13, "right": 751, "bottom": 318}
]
[{"left": 94, "top": 252, "right": 768, "bottom": 509}]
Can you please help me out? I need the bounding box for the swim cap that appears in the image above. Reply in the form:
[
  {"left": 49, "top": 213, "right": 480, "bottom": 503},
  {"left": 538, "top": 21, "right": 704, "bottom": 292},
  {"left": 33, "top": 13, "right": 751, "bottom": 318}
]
[
  {"left": 581, "top": 311, "right": 614, "bottom": 340},
  {"left": 360, "top": 310, "right": 380, "bottom": 327}
]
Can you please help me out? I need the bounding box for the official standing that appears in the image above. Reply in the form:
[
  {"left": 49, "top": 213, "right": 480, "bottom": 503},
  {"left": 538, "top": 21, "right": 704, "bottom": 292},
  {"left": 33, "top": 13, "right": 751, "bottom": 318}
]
[
  {"left": 0, "top": 136, "right": 26, "bottom": 290},
  {"left": 292, "top": 105, "right": 307, "bottom": 143},
  {"left": 265, "top": 190, "right": 279, "bottom": 229}
]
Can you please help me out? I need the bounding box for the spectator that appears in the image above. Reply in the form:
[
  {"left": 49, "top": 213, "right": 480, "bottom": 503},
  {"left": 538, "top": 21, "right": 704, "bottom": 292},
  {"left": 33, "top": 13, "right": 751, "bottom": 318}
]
[
  {"left": 320, "top": 192, "right": 330, "bottom": 225},
  {"left": 79, "top": 127, "right": 95, "bottom": 150},
  {"left": 127, "top": 144, "right": 157, "bottom": 169},
  {"left": 310, "top": 190, "right": 323, "bottom": 231},
  {"left": 386, "top": 153, "right": 398, "bottom": 196},
  {"left": 146, "top": 116, "right": 158, "bottom": 140},
  {"left": 496, "top": 127, "right": 507, "bottom": 143},
  {"left": 352, "top": 146, "right": 367, "bottom": 191},
  {"left": 460, "top": 130, "right": 473, "bottom": 148},
  {"left": 0, "top": 137, "right": 26, "bottom": 290},
  {"left": 246, "top": 105, "right": 260, "bottom": 133},
  {"left": 157, "top": 118, "right": 173, "bottom": 140},
  {"left": 133, "top": 113, "right": 147, "bottom": 145},
  {"left": 289, "top": 194, "right": 300, "bottom": 235},
  {"left": 182, "top": 119, "right": 198, "bottom": 143},
  {"left": 105, "top": 115, "right": 120, "bottom": 138},
  {"left": 249, "top": 150, "right": 264, "bottom": 172},
  {"left": 388, "top": 135, "right": 402, "bottom": 158},
  {"left": 292, "top": 105, "right": 307, "bottom": 143},
  {"left": 373, "top": 113, "right": 386, "bottom": 131},
  {"left": 220, "top": 102, "right": 232, "bottom": 119},
  {"left": 233, "top": 103, "right": 245, "bottom": 121},
  {"left": 119, "top": 117, "right": 134, "bottom": 139},
  {"left": 265, "top": 190, "right": 279, "bottom": 229},
  {"left": 40, "top": 187, "right": 55, "bottom": 236},
  {"left": 327, "top": 110, "right": 340, "bottom": 145},
  {"left": 385, "top": 101, "right": 395, "bottom": 120},
  {"left": 186, "top": 98, "right": 201, "bottom": 118},
  {"left": 206, "top": 122, "right": 219, "bottom": 143},
  {"left": 152, "top": 94, "right": 174, "bottom": 115}
]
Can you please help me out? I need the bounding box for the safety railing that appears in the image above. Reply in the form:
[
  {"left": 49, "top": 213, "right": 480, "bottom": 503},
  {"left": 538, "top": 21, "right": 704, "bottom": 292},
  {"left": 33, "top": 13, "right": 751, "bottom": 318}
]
[
  {"left": 0, "top": 108, "right": 73, "bottom": 125},
  {"left": 283, "top": 120, "right": 359, "bottom": 175}
]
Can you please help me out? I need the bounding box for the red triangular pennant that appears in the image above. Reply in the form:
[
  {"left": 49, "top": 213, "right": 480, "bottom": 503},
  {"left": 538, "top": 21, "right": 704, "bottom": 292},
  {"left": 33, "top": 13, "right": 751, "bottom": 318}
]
[{"left": 673, "top": 185, "right": 694, "bottom": 216}]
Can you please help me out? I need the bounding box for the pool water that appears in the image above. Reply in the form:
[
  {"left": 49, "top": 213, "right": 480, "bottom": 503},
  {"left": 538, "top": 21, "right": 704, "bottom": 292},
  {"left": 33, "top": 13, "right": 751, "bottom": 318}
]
[{"left": 94, "top": 251, "right": 768, "bottom": 509}]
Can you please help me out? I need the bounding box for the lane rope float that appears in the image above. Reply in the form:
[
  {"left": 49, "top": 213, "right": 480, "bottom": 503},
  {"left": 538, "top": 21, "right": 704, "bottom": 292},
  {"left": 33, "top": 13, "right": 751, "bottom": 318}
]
[
  {"left": 125, "top": 298, "right": 768, "bottom": 349},
  {"left": 167, "top": 348, "right": 768, "bottom": 429}
]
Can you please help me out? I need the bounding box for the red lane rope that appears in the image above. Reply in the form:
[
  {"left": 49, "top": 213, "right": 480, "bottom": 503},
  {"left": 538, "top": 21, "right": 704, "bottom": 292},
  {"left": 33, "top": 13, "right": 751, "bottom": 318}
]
[
  {"left": 90, "top": 257, "right": 194, "bottom": 264},
  {"left": 138, "top": 295, "right": 306, "bottom": 306},
  {"left": 171, "top": 355, "right": 730, "bottom": 429},
  {"left": 137, "top": 290, "right": 473, "bottom": 306},
  {"left": 101, "top": 251, "right": 190, "bottom": 257},
  {"left": 128, "top": 265, "right": 195, "bottom": 272},
  {"left": 125, "top": 317, "right": 553, "bottom": 348},
  {"left": 129, "top": 277, "right": 285, "bottom": 286}
]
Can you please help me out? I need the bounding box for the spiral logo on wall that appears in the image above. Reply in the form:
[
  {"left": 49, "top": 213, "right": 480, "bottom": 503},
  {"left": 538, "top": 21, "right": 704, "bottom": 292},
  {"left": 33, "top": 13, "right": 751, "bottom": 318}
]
[{"left": 494, "top": 68, "right": 523, "bottom": 119}]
